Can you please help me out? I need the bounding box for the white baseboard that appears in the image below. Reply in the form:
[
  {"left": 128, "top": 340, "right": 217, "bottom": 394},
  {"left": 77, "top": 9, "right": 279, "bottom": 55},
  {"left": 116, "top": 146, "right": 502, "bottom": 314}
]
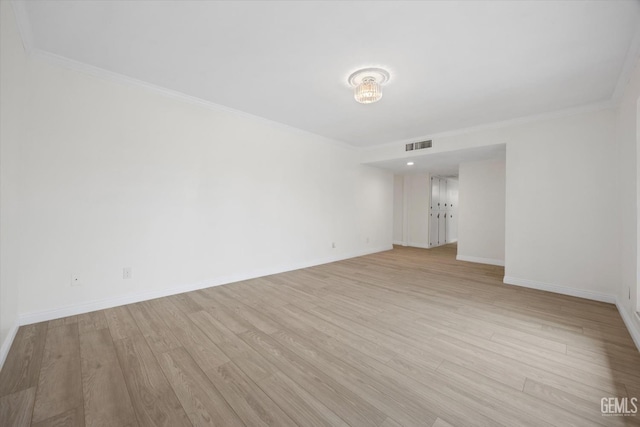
[
  {"left": 457, "top": 254, "right": 505, "bottom": 267},
  {"left": 392, "top": 240, "right": 406, "bottom": 246},
  {"left": 503, "top": 276, "right": 616, "bottom": 304},
  {"left": 0, "top": 321, "right": 20, "bottom": 371},
  {"left": 19, "top": 245, "right": 393, "bottom": 325},
  {"left": 615, "top": 299, "right": 640, "bottom": 352}
]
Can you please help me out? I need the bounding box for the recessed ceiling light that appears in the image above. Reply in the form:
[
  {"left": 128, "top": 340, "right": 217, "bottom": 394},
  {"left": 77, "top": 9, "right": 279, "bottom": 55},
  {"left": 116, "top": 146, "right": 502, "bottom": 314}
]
[{"left": 407, "top": 162, "right": 414, "bottom": 166}]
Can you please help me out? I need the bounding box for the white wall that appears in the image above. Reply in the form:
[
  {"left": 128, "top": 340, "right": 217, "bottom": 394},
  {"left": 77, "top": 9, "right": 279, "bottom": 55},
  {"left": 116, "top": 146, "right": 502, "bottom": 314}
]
[
  {"left": 0, "top": 1, "right": 27, "bottom": 365},
  {"left": 0, "top": 3, "right": 393, "bottom": 338},
  {"left": 406, "top": 174, "right": 430, "bottom": 248},
  {"left": 616, "top": 57, "right": 640, "bottom": 346},
  {"left": 393, "top": 175, "right": 404, "bottom": 244},
  {"left": 457, "top": 158, "right": 505, "bottom": 265},
  {"left": 504, "top": 110, "right": 618, "bottom": 298}
]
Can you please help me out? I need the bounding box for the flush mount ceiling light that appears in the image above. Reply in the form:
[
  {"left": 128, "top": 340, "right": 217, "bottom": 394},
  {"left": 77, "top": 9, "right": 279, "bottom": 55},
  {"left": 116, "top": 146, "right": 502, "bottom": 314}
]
[
  {"left": 348, "top": 68, "right": 390, "bottom": 104},
  {"left": 407, "top": 162, "right": 414, "bottom": 166}
]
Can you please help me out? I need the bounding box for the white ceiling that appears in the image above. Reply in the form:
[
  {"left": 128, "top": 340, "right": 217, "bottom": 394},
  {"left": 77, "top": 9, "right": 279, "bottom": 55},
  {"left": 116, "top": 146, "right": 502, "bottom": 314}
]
[
  {"left": 370, "top": 144, "right": 506, "bottom": 176},
  {"left": 16, "top": 1, "right": 640, "bottom": 147}
]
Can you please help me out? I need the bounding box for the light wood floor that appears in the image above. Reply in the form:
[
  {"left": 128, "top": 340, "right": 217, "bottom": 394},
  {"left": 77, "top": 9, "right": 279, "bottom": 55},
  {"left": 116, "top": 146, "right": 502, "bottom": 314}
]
[{"left": 1, "top": 244, "right": 639, "bottom": 426}]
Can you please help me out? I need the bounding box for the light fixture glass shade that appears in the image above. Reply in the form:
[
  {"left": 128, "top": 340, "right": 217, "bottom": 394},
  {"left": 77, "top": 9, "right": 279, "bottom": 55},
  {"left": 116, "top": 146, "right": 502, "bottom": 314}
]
[{"left": 354, "top": 77, "right": 382, "bottom": 104}]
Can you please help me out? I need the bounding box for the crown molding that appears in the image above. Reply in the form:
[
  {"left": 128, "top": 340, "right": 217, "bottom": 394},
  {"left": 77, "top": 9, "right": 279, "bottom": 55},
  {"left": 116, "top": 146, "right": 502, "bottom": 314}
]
[
  {"left": 10, "top": 0, "right": 33, "bottom": 55},
  {"left": 611, "top": 16, "right": 640, "bottom": 104},
  {"left": 365, "top": 99, "right": 615, "bottom": 151},
  {"left": 30, "top": 48, "right": 356, "bottom": 152}
]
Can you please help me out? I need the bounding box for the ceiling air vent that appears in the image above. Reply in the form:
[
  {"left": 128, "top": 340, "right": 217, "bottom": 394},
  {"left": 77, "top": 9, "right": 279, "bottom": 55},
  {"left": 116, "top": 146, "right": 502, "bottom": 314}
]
[{"left": 405, "top": 140, "right": 432, "bottom": 151}]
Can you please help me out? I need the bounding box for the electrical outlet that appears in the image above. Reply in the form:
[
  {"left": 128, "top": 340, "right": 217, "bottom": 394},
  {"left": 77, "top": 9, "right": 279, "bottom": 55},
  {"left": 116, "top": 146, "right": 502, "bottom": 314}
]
[
  {"left": 332, "top": 242, "right": 336, "bottom": 249},
  {"left": 123, "top": 267, "right": 132, "bottom": 279},
  {"left": 70, "top": 274, "right": 81, "bottom": 287}
]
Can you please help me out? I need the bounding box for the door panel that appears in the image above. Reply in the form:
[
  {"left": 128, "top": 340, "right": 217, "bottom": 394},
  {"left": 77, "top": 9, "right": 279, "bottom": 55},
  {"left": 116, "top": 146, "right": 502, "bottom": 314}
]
[
  {"left": 439, "top": 179, "right": 447, "bottom": 209},
  {"left": 430, "top": 177, "right": 439, "bottom": 211},
  {"left": 429, "top": 212, "right": 439, "bottom": 247}
]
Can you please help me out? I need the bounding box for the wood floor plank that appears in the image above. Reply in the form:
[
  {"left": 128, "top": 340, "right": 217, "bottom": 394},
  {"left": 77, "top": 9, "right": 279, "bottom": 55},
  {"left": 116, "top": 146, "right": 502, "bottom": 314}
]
[
  {"left": 258, "top": 371, "right": 350, "bottom": 427},
  {"left": 307, "top": 304, "right": 442, "bottom": 366},
  {"left": 0, "top": 387, "right": 35, "bottom": 427},
  {"left": 47, "top": 318, "right": 65, "bottom": 329},
  {"left": 128, "top": 301, "right": 181, "bottom": 354},
  {"left": 566, "top": 343, "right": 640, "bottom": 372},
  {"left": 189, "top": 309, "right": 277, "bottom": 382},
  {"left": 168, "top": 293, "right": 203, "bottom": 314},
  {"left": 32, "top": 406, "right": 84, "bottom": 427},
  {"left": 431, "top": 418, "right": 455, "bottom": 427},
  {"left": 114, "top": 335, "right": 191, "bottom": 427},
  {"left": 434, "top": 332, "right": 628, "bottom": 395},
  {"left": 187, "top": 310, "right": 252, "bottom": 355},
  {"left": 31, "top": 324, "right": 83, "bottom": 424},
  {"left": 310, "top": 304, "right": 505, "bottom": 387},
  {"left": 436, "top": 360, "right": 602, "bottom": 427},
  {"left": 48, "top": 315, "right": 78, "bottom": 330},
  {"left": 263, "top": 302, "right": 398, "bottom": 364},
  {"left": 268, "top": 328, "right": 439, "bottom": 426},
  {"left": 105, "top": 305, "right": 142, "bottom": 341},
  {"left": 206, "top": 287, "right": 281, "bottom": 334},
  {"left": 625, "top": 381, "right": 640, "bottom": 403},
  {"left": 239, "top": 328, "right": 389, "bottom": 427},
  {"left": 188, "top": 291, "right": 250, "bottom": 334},
  {"left": 0, "top": 323, "right": 47, "bottom": 397},
  {"left": 523, "top": 378, "right": 624, "bottom": 426},
  {"left": 267, "top": 320, "right": 500, "bottom": 427},
  {"left": 80, "top": 328, "right": 137, "bottom": 427},
  {"left": 204, "top": 361, "right": 297, "bottom": 426},
  {"left": 77, "top": 311, "right": 109, "bottom": 335},
  {"left": 158, "top": 347, "right": 244, "bottom": 427},
  {"left": 380, "top": 418, "right": 403, "bottom": 427},
  {"left": 146, "top": 298, "right": 231, "bottom": 370}
]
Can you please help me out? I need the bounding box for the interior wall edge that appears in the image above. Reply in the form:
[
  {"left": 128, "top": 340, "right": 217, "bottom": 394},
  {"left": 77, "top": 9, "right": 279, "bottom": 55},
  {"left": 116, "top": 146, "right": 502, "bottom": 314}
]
[
  {"left": 616, "top": 298, "right": 640, "bottom": 352},
  {"left": 0, "top": 320, "right": 20, "bottom": 372},
  {"left": 456, "top": 255, "right": 504, "bottom": 267},
  {"left": 17, "top": 244, "right": 393, "bottom": 326}
]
